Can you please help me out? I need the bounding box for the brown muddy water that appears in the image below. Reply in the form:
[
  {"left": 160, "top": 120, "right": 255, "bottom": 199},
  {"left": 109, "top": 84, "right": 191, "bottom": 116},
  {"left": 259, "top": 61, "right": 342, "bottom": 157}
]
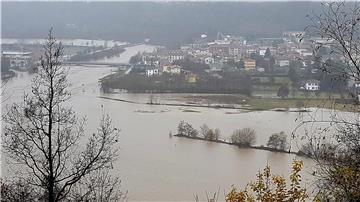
[{"left": 2, "top": 45, "right": 342, "bottom": 201}]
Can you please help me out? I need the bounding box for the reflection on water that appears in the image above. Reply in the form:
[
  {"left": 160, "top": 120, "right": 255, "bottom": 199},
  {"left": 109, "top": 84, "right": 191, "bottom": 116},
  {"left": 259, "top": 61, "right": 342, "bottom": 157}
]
[{"left": 1, "top": 45, "right": 320, "bottom": 200}]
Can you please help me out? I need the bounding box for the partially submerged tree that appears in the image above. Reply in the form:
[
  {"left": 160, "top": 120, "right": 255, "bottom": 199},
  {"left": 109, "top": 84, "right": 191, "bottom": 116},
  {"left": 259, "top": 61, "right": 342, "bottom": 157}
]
[
  {"left": 231, "top": 128, "right": 256, "bottom": 147},
  {"left": 2, "top": 29, "right": 121, "bottom": 201},
  {"left": 200, "top": 124, "right": 211, "bottom": 138},
  {"left": 213, "top": 128, "right": 221, "bottom": 141},
  {"left": 177, "top": 121, "right": 198, "bottom": 137},
  {"left": 200, "top": 124, "right": 221, "bottom": 141},
  {"left": 267, "top": 131, "right": 288, "bottom": 151}
]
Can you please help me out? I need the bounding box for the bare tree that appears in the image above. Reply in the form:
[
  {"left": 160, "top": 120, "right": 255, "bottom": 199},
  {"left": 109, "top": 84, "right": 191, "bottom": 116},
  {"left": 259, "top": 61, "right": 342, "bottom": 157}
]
[
  {"left": 177, "top": 121, "right": 198, "bottom": 137},
  {"left": 69, "top": 170, "right": 127, "bottom": 201},
  {"left": 2, "top": 29, "right": 120, "bottom": 201},
  {"left": 200, "top": 124, "right": 211, "bottom": 138},
  {"left": 214, "top": 128, "right": 221, "bottom": 141},
  {"left": 1, "top": 78, "right": 10, "bottom": 104},
  {"left": 306, "top": 1, "right": 360, "bottom": 82},
  {"left": 1, "top": 178, "right": 40, "bottom": 202},
  {"left": 267, "top": 131, "right": 288, "bottom": 151},
  {"left": 200, "top": 124, "right": 220, "bottom": 140},
  {"left": 302, "top": 2, "right": 360, "bottom": 200},
  {"left": 231, "top": 128, "right": 256, "bottom": 147}
]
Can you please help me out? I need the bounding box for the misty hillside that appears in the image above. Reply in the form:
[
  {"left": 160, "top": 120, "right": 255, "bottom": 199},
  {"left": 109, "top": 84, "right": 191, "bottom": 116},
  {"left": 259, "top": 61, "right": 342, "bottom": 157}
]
[{"left": 2, "top": 2, "right": 321, "bottom": 45}]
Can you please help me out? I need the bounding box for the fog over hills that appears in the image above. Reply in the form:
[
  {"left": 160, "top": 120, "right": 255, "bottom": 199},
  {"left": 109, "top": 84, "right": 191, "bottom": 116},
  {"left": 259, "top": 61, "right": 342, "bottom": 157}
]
[{"left": 2, "top": 1, "right": 321, "bottom": 45}]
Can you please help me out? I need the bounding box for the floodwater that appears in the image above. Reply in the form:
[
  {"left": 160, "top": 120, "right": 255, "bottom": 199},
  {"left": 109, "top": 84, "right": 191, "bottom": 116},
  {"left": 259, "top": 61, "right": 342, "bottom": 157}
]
[
  {"left": 1, "top": 38, "right": 127, "bottom": 48},
  {"left": 94, "top": 44, "right": 158, "bottom": 64},
  {"left": 1, "top": 44, "right": 329, "bottom": 201}
]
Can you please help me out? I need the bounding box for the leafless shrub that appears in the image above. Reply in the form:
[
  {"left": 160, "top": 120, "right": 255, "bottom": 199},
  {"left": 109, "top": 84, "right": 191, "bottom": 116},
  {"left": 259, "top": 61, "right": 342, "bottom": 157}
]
[
  {"left": 177, "top": 121, "right": 198, "bottom": 137},
  {"left": 200, "top": 124, "right": 221, "bottom": 141},
  {"left": 267, "top": 131, "right": 288, "bottom": 151},
  {"left": 231, "top": 128, "right": 256, "bottom": 147}
]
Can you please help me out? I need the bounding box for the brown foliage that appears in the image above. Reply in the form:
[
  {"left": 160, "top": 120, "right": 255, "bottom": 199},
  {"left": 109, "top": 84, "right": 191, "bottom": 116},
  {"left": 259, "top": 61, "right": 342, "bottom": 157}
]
[{"left": 226, "top": 161, "right": 308, "bottom": 202}]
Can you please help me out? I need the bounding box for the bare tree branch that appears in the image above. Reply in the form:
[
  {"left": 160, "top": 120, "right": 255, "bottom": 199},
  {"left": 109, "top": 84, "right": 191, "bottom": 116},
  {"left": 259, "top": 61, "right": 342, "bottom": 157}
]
[{"left": 3, "top": 29, "right": 121, "bottom": 201}]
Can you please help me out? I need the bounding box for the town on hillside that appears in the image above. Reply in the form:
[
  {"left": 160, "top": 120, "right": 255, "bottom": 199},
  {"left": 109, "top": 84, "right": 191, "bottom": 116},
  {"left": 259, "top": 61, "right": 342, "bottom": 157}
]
[{"left": 101, "top": 31, "right": 360, "bottom": 102}]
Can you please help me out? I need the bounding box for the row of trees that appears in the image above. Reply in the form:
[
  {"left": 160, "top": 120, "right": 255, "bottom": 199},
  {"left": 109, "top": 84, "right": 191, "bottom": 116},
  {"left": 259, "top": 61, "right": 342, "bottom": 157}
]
[
  {"left": 177, "top": 121, "right": 256, "bottom": 145},
  {"left": 69, "top": 46, "right": 125, "bottom": 62},
  {"left": 177, "top": 122, "right": 222, "bottom": 141},
  {"left": 178, "top": 122, "right": 289, "bottom": 151},
  {"left": 232, "top": 129, "right": 289, "bottom": 151},
  {"left": 101, "top": 70, "right": 253, "bottom": 95},
  {"left": 174, "top": 58, "right": 210, "bottom": 74},
  {"left": 200, "top": 124, "right": 221, "bottom": 141}
]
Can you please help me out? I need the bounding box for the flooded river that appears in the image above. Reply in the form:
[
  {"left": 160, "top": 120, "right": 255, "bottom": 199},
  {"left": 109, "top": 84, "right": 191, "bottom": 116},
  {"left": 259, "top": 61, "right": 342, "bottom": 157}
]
[{"left": 1, "top": 44, "right": 322, "bottom": 201}]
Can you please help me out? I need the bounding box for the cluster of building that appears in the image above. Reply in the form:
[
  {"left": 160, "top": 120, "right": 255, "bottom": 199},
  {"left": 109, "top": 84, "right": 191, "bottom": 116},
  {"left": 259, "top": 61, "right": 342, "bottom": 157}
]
[
  {"left": 3, "top": 33, "right": 359, "bottom": 96},
  {"left": 132, "top": 63, "right": 198, "bottom": 83},
  {"left": 180, "top": 31, "right": 316, "bottom": 70},
  {"left": 130, "top": 31, "right": 335, "bottom": 91},
  {"left": 302, "top": 79, "right": 320, "bottom": 91}
]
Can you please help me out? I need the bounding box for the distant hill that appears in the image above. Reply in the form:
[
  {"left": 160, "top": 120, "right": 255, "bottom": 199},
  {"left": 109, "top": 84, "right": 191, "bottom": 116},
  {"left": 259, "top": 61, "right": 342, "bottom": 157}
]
[{"left": 1, "top": 1, "right": 321, "bottom": 46}]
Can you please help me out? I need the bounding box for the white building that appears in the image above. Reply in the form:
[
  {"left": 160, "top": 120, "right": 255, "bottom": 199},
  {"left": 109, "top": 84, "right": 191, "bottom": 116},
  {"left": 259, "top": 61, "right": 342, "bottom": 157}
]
[
  {"left": 162, "top": 64, "right": 181, "bottom": 74},
  {"left": 204, "top": 57, "right": 215, "bottom": 65},
  {"left": 304, "top": 79, "right": 320, "bottom": 91},
  {"left": 145, "top": 67, "right": 159, "bottom": 77},
  {"left": 277, "top": 60, "right": 290, "bottom": 67},
  {"left": 355, "top": 83, "right": 360, "bottom": 88},
  {"left": 259, "top": 49, "right": 266, "bottom": 56}
]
